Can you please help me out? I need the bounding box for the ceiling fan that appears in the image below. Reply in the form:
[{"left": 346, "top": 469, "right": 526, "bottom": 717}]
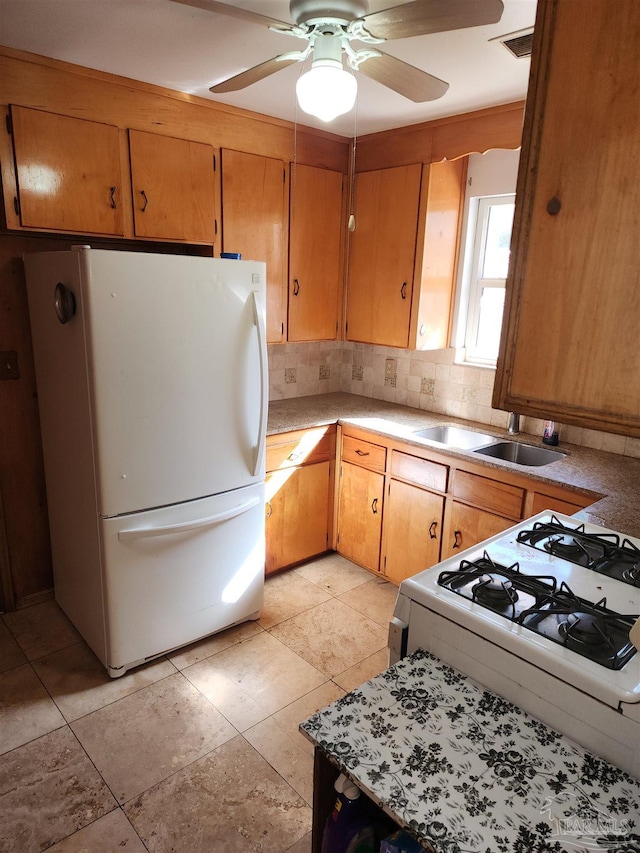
[{"left": 171, "top": 0, "right": 505, "bottom": 121}]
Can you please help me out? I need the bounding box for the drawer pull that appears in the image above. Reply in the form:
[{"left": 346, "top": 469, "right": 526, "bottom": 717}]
[
  {"left": 452, "top": 530, "right": 462, "bottom": 549},
  {"left": 429, "top": 521, "right": 438, "bottom": 540},
  {"left": 287, "top": 451, "right": 302, "bottom": 461},
  {"left": 355, "top": 449, "right": 370, "bottom": 457},
  {"left": 371, "top": 498, "right": 378, "bottom": 515}
]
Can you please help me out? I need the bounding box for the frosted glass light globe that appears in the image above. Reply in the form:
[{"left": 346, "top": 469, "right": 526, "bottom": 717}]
[{"left": 296, "top": 62, "right": 357, "bottom": 122}]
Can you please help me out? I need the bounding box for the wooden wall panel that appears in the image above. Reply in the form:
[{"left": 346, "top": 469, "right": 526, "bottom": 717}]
[{"left": 355, "top": 102, "right": 524, "bottom": 172}]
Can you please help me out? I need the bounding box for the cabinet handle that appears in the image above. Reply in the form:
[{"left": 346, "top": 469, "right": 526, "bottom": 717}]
[
  {"left": 293, "top": 278, "right": 300, "bottom": 296},
  {"left": 371, "top": 498, "right": 378, "bottom": 515},
  {"left": 287, "top": 450, "right": 302, "bottom": 461},
  {"left": 355, "top": 449, "right": 370, "bottom": 457},
  {"left": 546, "top": 196, "right": 562, "bottom": 216},
  {"left": 429, "top": 521, "right": 438, "bottom": 540},
  {"left": 140, "top": 190, "right": 149, "bottom": 212},
  {"left": 400, "top": 282, "right": 407, "bottom": 300},
  {"left": 265, "top": 501, "right": 272, "bottom": 518},
  {"left": 452, "top": 530, "right": 462, "bottom": 549},
  {"left": 109, "top": 186, "right": 117, "bottom": 209}
]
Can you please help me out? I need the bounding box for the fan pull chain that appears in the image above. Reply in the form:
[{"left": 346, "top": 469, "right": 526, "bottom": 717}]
[{"left": 348, "top": 88, "right": 358, "bottom": 232}]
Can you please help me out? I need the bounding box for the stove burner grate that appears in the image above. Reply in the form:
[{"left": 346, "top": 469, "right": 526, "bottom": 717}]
[
  {"left": 517, "top": 516, "right": 640, "bottom": 587},
  {"left": 517, "top": 583, "right": 638, "bottom": 670}
]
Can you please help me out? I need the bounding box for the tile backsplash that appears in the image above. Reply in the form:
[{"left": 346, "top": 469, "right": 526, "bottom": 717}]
[{"left": 268, "top": 341, "right": 640, "bottom": 459}]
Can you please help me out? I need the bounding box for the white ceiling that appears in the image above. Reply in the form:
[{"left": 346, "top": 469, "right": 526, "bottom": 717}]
[{"left": 0, "top": 0, "right": 537, "bottom": 137}]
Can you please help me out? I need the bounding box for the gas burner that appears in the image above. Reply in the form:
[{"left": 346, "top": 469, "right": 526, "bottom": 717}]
[
  {"left": 560, "top": 612, "right": 607, "bottom": 647},
  {"left": 438, "top": 554, "right": 556, "bottom": 621},
  {"left": 518, "top": 583, "right": 638, "bottom": 670},
  {"left": 517, "top": 516, "right": 640, "bottom": 587},
  {"left": 543, "top": 534, "right": 604, "bottom": 566},
  {"left": 472, "top": 574, "right": 518, "bottom": 608}
]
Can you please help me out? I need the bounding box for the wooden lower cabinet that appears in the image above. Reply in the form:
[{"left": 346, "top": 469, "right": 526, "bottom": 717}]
[
  {"left": 441, "top": 501, "right": 514, "bottom": 561},
  {"left": 337, "top": 461, "right": 384, "bottom": 572},
  {"left": 265, "top": 460, "right": 333, "bottom": 575},
  {"left": 381, "top": 479, "right": 444, "bottom": 585}
]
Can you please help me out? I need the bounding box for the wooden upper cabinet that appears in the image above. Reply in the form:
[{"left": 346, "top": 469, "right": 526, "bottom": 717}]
[
  {"left": 129, "top": 130, "right": 216, "bottom": 243},
  {"left": 288, "top": 164, "right": 344, "bottom": 342},
  {"left": 346, "top": 158, "right": 466, "bottom": 349},
  {"left": 9, "top": 106, "right": 124, "bottom": 236},
  {"left": 493, "top": 0, "right": 640, "bottom": 437},
  {"left": 346, "top": 164, "right": 420, "bottom": 347},
  {"left": 221, "top": 149, "right": 288, "bottom": 344}
]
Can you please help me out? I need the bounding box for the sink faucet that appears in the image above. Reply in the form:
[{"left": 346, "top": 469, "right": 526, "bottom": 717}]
[{"left": 507, "top": 412, "right": 520, "bottom": 435}]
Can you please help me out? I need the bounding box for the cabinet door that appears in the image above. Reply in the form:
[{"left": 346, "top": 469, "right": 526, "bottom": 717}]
[
  {"left": 493, "top": 0, "right": 640, "bottom": 436},
  {"left": 441, "top": 501, "right": 513, "bottom": 560},
  {"left": 265, "top": 460, "right": 332, "bottom": 574},
  {"left": 337, "top": 461, "right": 384, "bottom": 572},
  {"left": 382, "top": 480, "right": 444, "bottom": 585},
  {"left": 346, "top": 164, "right": 421, "bottom": 347},
  {"left": 10, "top": 106, "right": 124, "bottom": 235},
  {"left": 129, "top": 130, "right": 216, "bottom": 243},
  {"left": 221, "top": 149, "right": 288, "bottom": 343},
  {"left": 289, "top": 164, "right": 343, "bottom": 341}
]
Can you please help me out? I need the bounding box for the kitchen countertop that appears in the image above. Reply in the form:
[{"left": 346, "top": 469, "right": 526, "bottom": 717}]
[
  {"left": 300, "top": 648, "right": 640, "bottom": 853},
  {"left": 268, "top": 393, "right": 640, "bottom": 538}
]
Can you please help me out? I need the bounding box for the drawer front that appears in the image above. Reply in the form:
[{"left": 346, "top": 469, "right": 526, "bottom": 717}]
[
  {"left": 529, "top": 491, "right": 586, "bottom": 517},
  {"left": 390, "top": 450, "right": 448, "bottom": 493},
  {"left": 452, "top": 470, "right": 524, "bottom": 520},
  {"left": 342, "top": 434, "right": 387, "bottom": 471},
  {"left": 266, "top": 431, "right": 336, "bottom": 472}
]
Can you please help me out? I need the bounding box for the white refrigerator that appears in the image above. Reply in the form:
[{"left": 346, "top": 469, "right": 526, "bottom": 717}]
[{"left": 24, "top": 247, "right": 268, "bottom": 677}]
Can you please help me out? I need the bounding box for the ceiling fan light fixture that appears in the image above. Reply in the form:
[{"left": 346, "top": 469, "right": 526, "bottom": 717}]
[{"left": 296, "top": 59, "right": 357, "bottom": 122}]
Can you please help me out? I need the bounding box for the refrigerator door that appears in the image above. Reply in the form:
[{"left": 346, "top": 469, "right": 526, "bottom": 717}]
[
  {"left": 78, "top": 249, "right": 266, "bottom": 516},
  {"left": 100, "top": 482, "right": 265, "bottom": 676}
]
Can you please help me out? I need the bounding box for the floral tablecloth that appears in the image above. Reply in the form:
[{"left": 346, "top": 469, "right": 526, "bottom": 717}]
[{"left": 300, "top": 649, "right": 640, "bottom": 853}]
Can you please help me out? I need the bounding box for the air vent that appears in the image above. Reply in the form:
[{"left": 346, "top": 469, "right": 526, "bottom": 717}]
[
  {"left": 493, "top": 27, "right": 534, "bottom": 59},
  {"left": 502, "top": 30, "right": 534, "bottom": 58}
]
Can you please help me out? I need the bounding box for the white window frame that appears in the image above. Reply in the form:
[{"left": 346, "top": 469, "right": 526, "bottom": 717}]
[{"left": 463, "top": 194, "right": 515, "bottom": 365}]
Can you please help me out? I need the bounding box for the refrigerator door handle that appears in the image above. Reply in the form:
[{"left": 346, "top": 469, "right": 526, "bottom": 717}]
[
  {"left": 117, "top": 497, "right": 260, "bottom": 541},
  {"left": 251, "top": 290, "right": 268, "bottom": 477}
]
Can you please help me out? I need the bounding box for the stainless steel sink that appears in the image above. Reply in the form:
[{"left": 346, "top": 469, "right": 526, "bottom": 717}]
[
  {"left": 473, "top": 441, "right": 565, "bottom": 466},
  {"left": 413, "top": 425, "right": 498, "bottom": 450}
]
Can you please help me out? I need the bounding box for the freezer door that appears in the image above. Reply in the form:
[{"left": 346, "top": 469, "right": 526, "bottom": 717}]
[
  {"left": 81, "top": 250, "right": 267, "bottom": 516},
  {"left": 100, "top": 483, "right": 265, "bottom": 675}
]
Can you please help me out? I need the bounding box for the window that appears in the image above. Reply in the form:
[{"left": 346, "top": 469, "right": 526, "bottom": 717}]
[{"left": 462, "top": 194, "right": 515, "bottom": 364}]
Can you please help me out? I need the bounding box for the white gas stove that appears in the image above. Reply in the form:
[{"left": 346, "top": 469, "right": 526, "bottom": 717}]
[{"left": 389, "top": 511, "right": 640, "bottom": 778}]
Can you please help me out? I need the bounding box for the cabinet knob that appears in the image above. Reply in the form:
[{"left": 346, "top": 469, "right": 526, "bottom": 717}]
[
  {"left": 429, "top": 521, "right": 438, "bottom": 540},
  {"left": 452, "top": 530, "right": 462, "bottom": 549},
  {"left": 546, "top": 197, "right": 562, "bottom": 215}
]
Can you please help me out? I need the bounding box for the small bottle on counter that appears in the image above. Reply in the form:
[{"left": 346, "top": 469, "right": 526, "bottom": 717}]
[{"left": 542, "top": 420, "right": 560, "bottom": 446}]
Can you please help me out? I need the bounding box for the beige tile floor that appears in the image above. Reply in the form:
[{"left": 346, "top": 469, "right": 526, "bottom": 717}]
[{"left": 0, "top": 553, "right": 398, "bottom": 853}]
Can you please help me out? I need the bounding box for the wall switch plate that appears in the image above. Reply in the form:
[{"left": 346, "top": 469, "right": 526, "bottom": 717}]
[{"left": 0, "top": 351, "right": 19, "bottom": 380}]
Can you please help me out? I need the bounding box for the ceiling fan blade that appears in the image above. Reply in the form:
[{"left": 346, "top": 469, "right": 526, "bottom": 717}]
[
  {"left": 358, "top": 52, "right": 448, "bottom": 102},
  {"left": 170, "top": 0, "right": 291, "bottom": 31},
  {"left": 359, "top": 0, "right": 504, "bottom": 40},
  {"left": 210, "top": 55, "right": 301, "bottom": 93}
]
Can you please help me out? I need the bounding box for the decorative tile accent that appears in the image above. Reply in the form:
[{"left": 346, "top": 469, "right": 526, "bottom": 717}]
[
  {"left": 284, "top": 367, "right": 297, "bottom": 384},
  {"left": 384, "top": 357, "right": 397, "bottom": 379},
  {"left": 318, "top": 364, "right": 330, "bottom": 380},
  {"left": 352, "top": 363, "right": 364, "bottom": 381},
  {"left": 420, "top": 376, "right": 435, "bottom": 395}
]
